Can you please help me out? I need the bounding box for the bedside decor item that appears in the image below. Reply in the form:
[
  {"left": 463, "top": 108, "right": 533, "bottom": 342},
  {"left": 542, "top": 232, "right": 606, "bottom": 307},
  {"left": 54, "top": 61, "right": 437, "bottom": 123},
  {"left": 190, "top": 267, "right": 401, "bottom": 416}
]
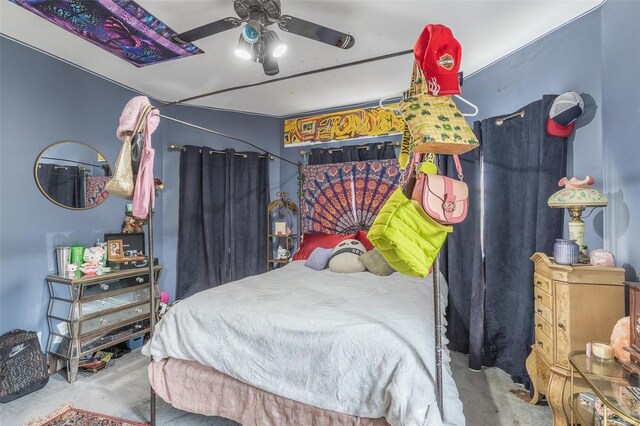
[
  {"left": 611, "top": 317, "right": 630, "bottom": 363},
  {"left": 56, "top": 246, "right": 70, "bottom": 276},
  {"left": 70, "top": 245, "right": 85, "bottom": 267},
  {"left": 592, "top": 342, "right": 614, "bottom": 360},
  {"left": 328, "top": 239, "right": 366, "bottom": 273},
  {"left": 267, "top": 192, "right": 298, "bottom": 270},
  {"left": 547, "top": 176, "right": 608, "bottom": 250},
  {"left": 526, "top": 253, "right": 625, "bottom": 424},
  {"left": 590, "top": 249, "right": 616, "bottom": 267},
  {"left": 553, "top": 239, "right": 579, "bottom": 265}
]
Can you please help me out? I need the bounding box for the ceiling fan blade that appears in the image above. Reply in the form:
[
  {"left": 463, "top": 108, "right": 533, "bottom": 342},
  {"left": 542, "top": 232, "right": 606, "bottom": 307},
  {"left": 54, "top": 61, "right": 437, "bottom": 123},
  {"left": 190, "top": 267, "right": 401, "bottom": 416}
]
[
  {"left": 278, "top": 15, "right": 355, "bottom": 49},
  {"left": 172, "top": 17, "right": 242, "bottom": 44}
]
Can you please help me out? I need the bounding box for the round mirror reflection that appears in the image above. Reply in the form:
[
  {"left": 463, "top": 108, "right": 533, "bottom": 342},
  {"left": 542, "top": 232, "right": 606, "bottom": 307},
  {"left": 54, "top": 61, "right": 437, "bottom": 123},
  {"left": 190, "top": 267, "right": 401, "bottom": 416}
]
[{"left": 34, "top": 141, "right": 112, "bottom": 210}]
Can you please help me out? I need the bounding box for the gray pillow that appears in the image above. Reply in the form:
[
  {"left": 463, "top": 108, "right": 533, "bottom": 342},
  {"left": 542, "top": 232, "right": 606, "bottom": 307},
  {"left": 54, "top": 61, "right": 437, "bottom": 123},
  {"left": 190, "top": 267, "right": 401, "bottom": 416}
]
[
  {"left": 304, "top": 247, "right": 333, "bottom": 270},
  {"left": 359, "top": 248, "right": 395, "bottom": 276}
]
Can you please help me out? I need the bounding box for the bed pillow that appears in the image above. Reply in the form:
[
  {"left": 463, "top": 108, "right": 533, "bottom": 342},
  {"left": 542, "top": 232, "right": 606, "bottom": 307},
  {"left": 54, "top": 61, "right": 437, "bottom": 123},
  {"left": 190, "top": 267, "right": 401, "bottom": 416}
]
[
  {"left": 329, "top": 239, "right": 367, "bottom": 273},
  {"left": 292, "top": 233, "right": 356, "bottom": 261},
  {"left": 356, "top": 230, "right": 375, "bottom": 251},
  {"left": 304, "top": 247, "right": 333, "bottom": 270},
  {"left": 359, "top": 248, "right": 395, "bottom": 276}
]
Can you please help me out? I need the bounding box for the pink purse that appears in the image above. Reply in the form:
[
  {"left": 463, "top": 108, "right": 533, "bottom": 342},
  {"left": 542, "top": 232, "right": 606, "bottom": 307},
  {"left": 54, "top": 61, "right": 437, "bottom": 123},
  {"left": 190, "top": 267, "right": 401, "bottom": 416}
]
[{"left": 410, "top": 154, "right": 469, "bottom": 225}]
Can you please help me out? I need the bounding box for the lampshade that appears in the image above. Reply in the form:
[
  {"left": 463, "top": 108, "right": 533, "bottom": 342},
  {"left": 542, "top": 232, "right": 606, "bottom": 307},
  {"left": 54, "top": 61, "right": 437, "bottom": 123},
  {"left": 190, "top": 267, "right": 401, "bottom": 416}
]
[{"left": 547, "top": 188, "right": 608, "bottom": 208}]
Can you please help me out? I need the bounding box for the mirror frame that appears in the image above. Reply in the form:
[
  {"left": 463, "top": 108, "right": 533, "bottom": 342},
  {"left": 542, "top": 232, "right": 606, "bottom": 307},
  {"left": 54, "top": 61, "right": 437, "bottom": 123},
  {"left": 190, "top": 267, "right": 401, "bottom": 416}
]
[{"left": 34, "top": 140, "right": 112, "bottom": 211}]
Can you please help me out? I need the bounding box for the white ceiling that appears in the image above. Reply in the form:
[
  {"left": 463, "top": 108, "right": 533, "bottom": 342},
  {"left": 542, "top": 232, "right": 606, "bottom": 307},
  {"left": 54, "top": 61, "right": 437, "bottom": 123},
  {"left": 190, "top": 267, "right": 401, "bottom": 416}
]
[{"left": 1, "top": 0, "right": 602, "bottom": 116}]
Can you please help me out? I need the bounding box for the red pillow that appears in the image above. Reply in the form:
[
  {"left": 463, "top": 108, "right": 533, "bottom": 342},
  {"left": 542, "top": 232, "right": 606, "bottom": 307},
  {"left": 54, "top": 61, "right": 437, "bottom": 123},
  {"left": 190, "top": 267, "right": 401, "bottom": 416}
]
[
  {"left": 292, "top": 233, "right": 356, "bottom": 261},
  {"left": 356, "top": 230, "right": 375, "bottom": 251}
]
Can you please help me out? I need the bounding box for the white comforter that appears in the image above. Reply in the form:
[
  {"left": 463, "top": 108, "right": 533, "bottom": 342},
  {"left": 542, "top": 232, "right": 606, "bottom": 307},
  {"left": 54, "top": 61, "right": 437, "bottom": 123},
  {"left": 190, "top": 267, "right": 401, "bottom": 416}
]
[{"left": 147, "top": 261, "right": 464, "bottom": 426}]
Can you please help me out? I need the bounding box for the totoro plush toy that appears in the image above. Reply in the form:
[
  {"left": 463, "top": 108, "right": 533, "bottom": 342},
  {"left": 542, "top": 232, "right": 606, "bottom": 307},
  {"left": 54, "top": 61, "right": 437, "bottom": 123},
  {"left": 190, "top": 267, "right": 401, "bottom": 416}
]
[{"left": 328, "top": 239, "right": 367, "bottom": 273}]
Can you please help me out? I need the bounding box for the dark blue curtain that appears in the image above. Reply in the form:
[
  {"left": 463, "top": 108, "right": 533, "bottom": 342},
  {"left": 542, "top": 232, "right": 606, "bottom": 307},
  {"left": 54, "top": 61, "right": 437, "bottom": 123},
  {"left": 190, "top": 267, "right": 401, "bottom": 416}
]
[
  {"left": 37, "top": 163, "right": 85, "bottom": 208},
  {"left": 176, "top": 146, "right": 269, "bottom": 299},
  {"left": 307, "top": 141, "right": 396, "bottom": 165},
  {"left": 443, "top": 95, "right": 567, "bottom": 388}
]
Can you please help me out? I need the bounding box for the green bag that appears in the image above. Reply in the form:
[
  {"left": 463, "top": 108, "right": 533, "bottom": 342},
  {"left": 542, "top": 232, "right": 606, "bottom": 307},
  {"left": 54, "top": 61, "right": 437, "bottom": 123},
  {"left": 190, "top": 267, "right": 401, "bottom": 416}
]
[{"left": 367, "top": 188, "right": 452, "bottom": 277}]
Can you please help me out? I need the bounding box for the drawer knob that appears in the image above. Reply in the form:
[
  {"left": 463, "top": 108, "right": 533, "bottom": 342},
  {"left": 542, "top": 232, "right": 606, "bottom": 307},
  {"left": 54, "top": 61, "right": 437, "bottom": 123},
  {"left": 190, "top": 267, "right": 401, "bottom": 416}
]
[
  {"left": 136, "top": 277, "right": 144, "bottom": 283},
  {"left": 536, "top": 309, "right": 543, "bottom": 314},
  {"left": 536, "top": 281, "right": 542, "bottom": 286},
  {"left": 135, "top": 308, "right": 143, "bottom": 313},
  {"left": 134, "top": 323, "right": 143, "bottom": 329},
  {"left": 536, "top": 295, "right": 542, "bottom": 301},
  {"left": 537, "top": 323, "right": 542, "bottom": 329},
  {"left": 99, "top": 319, "right": 108, "bottom": 325},
  {"left": 558, "top": 323, "right": 566, "bottom": 329},
  {"left": 100, "top": 283, "right": 110, "bottom": 291},
  {"left": 537, "top": 341, "right": 543, "bottom": 347}
]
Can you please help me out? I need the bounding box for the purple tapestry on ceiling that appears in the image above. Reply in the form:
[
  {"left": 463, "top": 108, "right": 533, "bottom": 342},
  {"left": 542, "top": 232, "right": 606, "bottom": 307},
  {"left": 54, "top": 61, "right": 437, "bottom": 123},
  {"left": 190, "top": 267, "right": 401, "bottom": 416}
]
[
  {"left": 9, "top": 0, "right": 203, "bottom": 67},
  {"left": 301, "top": 159, "right": 404, "bottom": 235}
]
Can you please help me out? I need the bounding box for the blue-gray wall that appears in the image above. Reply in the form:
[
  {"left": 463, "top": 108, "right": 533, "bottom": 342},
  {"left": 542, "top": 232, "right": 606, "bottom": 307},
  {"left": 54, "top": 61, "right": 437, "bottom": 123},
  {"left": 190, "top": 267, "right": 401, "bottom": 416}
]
[
  {"left": 601, "top": 0, "right": 640, "bottom": 277},
  {"left": 0, "top": 37, "right": 283, "bottom": 343},
  {"left": 0, "top": 37, "right": 160, "bottom": 341}
]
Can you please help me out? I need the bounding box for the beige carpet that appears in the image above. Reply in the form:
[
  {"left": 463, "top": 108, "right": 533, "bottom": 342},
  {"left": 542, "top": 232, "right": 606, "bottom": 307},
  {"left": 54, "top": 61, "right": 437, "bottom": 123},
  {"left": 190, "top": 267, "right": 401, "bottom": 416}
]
[{"left": 2, "top": 349, "right": 552, "bottom": 426}]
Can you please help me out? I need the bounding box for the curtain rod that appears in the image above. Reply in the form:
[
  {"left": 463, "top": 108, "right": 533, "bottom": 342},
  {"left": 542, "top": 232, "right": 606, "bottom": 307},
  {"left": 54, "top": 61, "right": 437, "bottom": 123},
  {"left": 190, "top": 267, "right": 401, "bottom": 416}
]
[
  {"left": 40, "top": 156, "right": 103, "bottom": 168},
  {"left": 158, "top": 114, "right": 298, "bottom": 166},
  {"left": 154, "top": 49, "right": 414, "bottom": 109},
  {"left": 299, "top": 141, "right": 399, "bottom": 156},
  {"left": 168, "top": 144, "right": 274, "bottom": 160}
]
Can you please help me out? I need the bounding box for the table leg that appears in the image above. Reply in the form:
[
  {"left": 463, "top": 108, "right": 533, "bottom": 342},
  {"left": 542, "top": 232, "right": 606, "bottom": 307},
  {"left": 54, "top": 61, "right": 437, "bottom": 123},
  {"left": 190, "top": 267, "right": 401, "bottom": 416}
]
[
  {"left": 49, "top": 354, "right": 58, "bottom": 376},
  {"left": 526, "top": 349, "right": 542, "bottom": 405},
  {"left": 67, "top": 357, "right": 79, "bottom": 383}
]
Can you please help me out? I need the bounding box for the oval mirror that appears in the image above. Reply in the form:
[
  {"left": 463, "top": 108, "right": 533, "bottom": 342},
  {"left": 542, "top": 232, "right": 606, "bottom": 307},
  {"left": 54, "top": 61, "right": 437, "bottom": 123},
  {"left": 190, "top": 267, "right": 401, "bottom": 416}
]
[{"left": 34, "top": 141, "right": 112, "bottom": 210}]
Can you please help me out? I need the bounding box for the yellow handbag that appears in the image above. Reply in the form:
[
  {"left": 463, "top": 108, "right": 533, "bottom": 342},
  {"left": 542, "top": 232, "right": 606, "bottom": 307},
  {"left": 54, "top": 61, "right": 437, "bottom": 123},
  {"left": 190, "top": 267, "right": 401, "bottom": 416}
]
[
  {"left": 367, "top": 187, "right": 452, "bottom": 278},
  {"left": 398, "top": 63, "right": 479, "bottom": 168}
]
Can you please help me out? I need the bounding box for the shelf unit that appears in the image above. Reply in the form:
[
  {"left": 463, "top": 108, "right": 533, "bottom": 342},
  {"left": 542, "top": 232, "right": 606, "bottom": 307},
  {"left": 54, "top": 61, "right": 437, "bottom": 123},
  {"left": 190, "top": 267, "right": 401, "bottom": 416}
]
[{"left": 267, "top": 193, "right": 298, "bottom": 271}]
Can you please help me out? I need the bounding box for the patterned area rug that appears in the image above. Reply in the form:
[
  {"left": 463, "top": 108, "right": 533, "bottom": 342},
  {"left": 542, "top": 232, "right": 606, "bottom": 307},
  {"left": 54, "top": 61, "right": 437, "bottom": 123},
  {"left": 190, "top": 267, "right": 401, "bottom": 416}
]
[{"left": 29, "top": 404, "right": 149, "bottom": 426}]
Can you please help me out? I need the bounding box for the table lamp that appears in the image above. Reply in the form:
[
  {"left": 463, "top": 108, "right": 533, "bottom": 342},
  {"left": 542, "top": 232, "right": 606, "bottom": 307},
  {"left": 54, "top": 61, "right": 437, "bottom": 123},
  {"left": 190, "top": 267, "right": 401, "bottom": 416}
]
[{"left": 547, "top": 176, "right": 608, "bottom": 250}]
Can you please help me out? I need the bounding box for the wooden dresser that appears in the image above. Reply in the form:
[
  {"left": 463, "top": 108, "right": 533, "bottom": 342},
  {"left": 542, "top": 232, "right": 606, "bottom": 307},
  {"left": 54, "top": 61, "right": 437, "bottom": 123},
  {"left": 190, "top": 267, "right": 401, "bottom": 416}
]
[{"left": 526, "top": 253, "right": 625, "bottom": 425}]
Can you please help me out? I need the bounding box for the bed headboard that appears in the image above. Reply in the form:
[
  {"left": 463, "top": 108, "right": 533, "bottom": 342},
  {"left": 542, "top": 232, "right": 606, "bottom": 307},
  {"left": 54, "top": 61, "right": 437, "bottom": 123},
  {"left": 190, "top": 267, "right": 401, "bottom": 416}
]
[{"left": 300, "top": 159, "right": 403, "bottom": 235}]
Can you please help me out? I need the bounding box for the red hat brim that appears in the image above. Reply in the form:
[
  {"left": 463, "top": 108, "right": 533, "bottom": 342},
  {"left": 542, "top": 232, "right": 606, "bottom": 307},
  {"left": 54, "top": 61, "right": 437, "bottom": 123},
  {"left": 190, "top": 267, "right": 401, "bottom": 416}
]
[{"left": 547, "top": 118, "right": 575, "bottom": 138}]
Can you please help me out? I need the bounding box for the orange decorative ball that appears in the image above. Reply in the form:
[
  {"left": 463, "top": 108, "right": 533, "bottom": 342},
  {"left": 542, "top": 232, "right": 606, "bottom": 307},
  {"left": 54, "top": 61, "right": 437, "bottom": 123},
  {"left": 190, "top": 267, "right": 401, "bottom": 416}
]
[{"left": 611, "top": 316, "right": 630, "bottom": 363}]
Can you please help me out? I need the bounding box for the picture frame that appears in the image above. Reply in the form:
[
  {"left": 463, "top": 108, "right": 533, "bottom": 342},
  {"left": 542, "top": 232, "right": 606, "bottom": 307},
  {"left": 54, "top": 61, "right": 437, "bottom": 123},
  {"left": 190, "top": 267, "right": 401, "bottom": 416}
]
[
  {"left": 107, "top": 239, "right": 124, "bottom": 261},
  {"left": 274, "top": 221, "right": 287, "bottom": 236}
]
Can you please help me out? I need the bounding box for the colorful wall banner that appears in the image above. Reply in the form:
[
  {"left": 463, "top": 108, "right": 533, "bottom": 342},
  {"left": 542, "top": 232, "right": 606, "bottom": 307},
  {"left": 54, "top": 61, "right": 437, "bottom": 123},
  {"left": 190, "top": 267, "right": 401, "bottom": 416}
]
[
  {"left": 284, "top": 104, "right": 403, "bottom": 147},
  {"left": 9, "top": 0, "right": 203, "bottom": 67}
]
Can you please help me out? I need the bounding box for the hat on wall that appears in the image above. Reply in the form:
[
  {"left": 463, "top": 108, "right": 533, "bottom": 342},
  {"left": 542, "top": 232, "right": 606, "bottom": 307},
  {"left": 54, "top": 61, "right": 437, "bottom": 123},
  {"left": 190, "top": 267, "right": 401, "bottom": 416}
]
[
  {"left": 413, "top": 24, "right": 461, "bottom": 96},
  {"left": 547, "top": 92, "right": 584, "bottom": 137}
]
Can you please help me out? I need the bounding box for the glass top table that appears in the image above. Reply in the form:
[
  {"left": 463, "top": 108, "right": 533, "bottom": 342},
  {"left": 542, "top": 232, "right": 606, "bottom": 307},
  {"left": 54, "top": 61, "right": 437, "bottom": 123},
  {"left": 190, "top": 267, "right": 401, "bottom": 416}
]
[{"left": 569, "top": 350, "right": 640, "bottom": 425}]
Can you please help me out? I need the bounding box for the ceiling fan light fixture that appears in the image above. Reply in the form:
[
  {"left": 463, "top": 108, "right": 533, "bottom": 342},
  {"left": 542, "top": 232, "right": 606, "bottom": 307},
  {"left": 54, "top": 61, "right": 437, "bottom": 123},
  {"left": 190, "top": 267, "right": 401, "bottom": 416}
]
[
  {"left": 234, "top": 35, "right": 253, "bottom": 60},
  {"left": 242, "top": 19, "right": 262, "bottom": 44},
  {"left": 262, "top": 52, "right": 280, "bottom": 76},
  {"left": 264, "top": 30, "right": 287, "bottom": 58}
]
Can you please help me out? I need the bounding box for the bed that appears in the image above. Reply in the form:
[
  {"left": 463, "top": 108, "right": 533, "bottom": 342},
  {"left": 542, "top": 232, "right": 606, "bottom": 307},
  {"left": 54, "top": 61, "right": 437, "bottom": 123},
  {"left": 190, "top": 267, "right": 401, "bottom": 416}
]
[{"left": 146, "top": 261, "right": 464, "bottom": 426}]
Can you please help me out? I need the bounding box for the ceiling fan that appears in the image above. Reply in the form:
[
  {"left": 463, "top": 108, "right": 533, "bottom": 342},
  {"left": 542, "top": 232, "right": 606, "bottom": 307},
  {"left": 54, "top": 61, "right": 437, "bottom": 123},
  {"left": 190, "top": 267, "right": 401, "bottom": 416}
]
[{"left": 172, "top": 0, "right": 355, "bottom": 76}]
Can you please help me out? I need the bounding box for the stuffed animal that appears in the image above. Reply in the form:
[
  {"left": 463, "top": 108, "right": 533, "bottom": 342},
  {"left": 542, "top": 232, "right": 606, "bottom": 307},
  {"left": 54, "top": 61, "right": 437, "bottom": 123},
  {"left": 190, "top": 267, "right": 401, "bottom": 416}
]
[
  {"left": 122, "top": 215, "right": 144, "bottom": 233},
  {"left": 329, "top": 239, "right": 367, "bottom": 273},
  {"left": 81, "top": 247, "right": 105, "bottom": 275}
]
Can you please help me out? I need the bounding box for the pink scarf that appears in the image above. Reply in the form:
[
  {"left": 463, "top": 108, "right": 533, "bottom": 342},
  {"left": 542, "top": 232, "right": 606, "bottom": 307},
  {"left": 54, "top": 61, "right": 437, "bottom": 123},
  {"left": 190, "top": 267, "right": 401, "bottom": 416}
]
[{"left": 132, "top": 111, "right": 156, "bottom": 219}]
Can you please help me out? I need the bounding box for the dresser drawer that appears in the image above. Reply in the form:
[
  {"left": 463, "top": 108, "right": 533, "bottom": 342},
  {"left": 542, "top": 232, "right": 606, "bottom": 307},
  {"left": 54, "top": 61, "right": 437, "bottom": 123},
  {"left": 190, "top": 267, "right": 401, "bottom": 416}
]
[
  {"left": 534, "top": 286, "right": 553, "bottom": 310},
  {"left": 82, "top": 274, "right": 149, "bottom": 299},
  {"left": 534, "top": 273, "right": 552, "bottom": 295},
  {"left": 535, "top": 328, "right": 553, "bottom": 362},
  {"left": 535, "top": 300, "right": 553, "bottom": 325},
  {"left": 80, "top": 302, "right": 150, "bottom": 336},
  {"left": 80, "top": 286, "right": 150, "bottom": 316},
  {"left": 534, "top": 314, "right": 553, "bottom": 339}
]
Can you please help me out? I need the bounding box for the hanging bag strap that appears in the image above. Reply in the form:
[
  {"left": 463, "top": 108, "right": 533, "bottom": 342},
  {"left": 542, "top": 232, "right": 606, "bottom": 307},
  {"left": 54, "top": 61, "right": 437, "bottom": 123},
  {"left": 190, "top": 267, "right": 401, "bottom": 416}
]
[{"left": 399, "top": 62, "right": 423, "bottom": 170}]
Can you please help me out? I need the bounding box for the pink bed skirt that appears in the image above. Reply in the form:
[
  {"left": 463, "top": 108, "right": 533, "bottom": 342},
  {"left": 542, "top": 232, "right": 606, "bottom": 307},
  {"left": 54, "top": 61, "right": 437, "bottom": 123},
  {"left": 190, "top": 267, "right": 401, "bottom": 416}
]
[{"left": 149, "top": 357, "right": 390, "bottom": 426}]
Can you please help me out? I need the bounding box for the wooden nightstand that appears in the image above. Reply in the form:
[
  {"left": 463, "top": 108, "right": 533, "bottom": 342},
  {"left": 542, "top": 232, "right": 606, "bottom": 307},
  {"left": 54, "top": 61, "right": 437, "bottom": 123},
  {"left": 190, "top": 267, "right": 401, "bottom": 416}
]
[{"left": 526, "top": 253, "right": 625, "bottom": 426}]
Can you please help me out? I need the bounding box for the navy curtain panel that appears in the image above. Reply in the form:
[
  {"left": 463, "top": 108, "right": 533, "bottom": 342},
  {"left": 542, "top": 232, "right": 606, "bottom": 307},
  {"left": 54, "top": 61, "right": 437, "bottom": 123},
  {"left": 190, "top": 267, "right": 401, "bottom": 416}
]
[
  {"left": 37, "top": 163, "right": 85, "bottom": 208},
  {"left": 176, "top": 146, "right": 269, "bottom": 299},
  {"left": 307, "top": 141, "right": 396, "bottom": 165},
  {"left": 463, "top": 95, "right": 567, "bottom": 387}
]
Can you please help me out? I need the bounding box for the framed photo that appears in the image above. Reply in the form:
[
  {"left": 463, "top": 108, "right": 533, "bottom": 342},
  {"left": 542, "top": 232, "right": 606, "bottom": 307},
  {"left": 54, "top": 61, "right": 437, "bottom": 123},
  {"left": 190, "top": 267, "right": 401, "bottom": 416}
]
[
  {"left": 107, "top": 239, "right": 124, "bottom": 261},
  {"left": 274, "top": 221, "right": 287, "bottom": 236}
]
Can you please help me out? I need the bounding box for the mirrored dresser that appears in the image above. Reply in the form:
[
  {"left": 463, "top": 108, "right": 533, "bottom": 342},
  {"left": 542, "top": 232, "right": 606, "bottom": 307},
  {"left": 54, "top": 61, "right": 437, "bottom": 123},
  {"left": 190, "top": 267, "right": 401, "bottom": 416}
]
[{"left": 45, "top": 265, "right": 162, "bottom": 382}]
